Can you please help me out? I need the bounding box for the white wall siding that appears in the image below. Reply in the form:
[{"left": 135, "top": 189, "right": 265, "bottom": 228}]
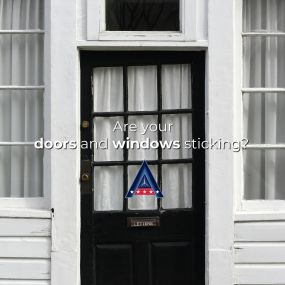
[
  {"left": 234, "top": 220, "right": 285, "bottom": 285},
  {"left": 0, "top": 217, "right": 51, "bottom": 283}
]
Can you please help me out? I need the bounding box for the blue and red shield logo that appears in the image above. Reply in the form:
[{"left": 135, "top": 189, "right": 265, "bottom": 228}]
[{"left": 125, "top": 161, "right": 163, "bottom": 198}]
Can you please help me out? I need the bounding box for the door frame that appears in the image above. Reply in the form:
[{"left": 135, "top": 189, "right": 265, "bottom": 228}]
[{"left": 49, "top": 2, "right": 235, "bottom": 284}]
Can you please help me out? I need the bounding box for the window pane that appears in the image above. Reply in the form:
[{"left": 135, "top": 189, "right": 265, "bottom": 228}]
[
  {"left": 128, "top": 116, "right": 158, "bottom": 161},
  {"left": 162, "top": 164, "right": 192, "bottom": 209},
  {"left": 93, "top": 117, "right": 124, "bottom": 161},
  {"left": 93, "top": 67, "right": 124, "bottom": 112},
  {"left": 162, "top": 64, "right": 192, "bottom": 110},
  {"left": 94, "top": 166, "right": 124, "bottom": 211},
  {"left": 243, "top": 0, "right": 285, "bottom": 33},
  {"left": 128, "top": 66, "right": 157, "bottom": 111},
  {"left": 0, "top": 34, "right": 44, "bottom": 85},
  {"left": 128, "top": 165, "right": 158, "bottom": 210},
  {"left": 244, "top": 149, "right": 285, "bottom": 200},
  {"left": 162, "top": 114, "right": 192, "bottom": 159},
  {"left": 243, "top": 93, "right": 285, "bottom": 144},
  {"left": 0, "top": 91, "right": 43, "bottom": 142},
  {"left": 243, "top": 36, "right": 285, "bottom": 88},
  {"left": 0, "top": 0, "right": 44, "bottom": 30},
  {"left": 0, "top": 146, "right": 43, "bottom": 197},
  {"left": 106, "top": 0, "right": 180, "bottom": 31}
]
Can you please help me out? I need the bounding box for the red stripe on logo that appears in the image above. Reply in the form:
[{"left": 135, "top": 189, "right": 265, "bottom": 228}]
[{"left": 135, "top": 188, "right": 155, "bottom": 196}]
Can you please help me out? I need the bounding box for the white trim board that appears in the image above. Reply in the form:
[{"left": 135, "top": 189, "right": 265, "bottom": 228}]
[
  {"left": 0, "top": 208, "right": 51, "bottom": 219},
  {"left": 0, "top": 198, "right": 49, "bottom": 210},
  {"left": 206, "top": 0, "right": 235, "bottom": 284},
  {"left": 49, "top": 0, "right": 80, "bottom": 285},
  {"left": 236, "top": 211, "right": 285, "bottom": 222},
  {"left": 77, "top": 40, "right": 208, "bottom": 49}
]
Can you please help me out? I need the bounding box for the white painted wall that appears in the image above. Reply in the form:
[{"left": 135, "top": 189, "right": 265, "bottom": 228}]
[
  {"left": 48, "top": 0, "right": 81, "bottom": 284},
  {"left": 207, "top": 0, "right": 235, "bottom": 284},
  {"left": 0, "top": 0, "right": 284, "bottom": 285},
  {"left": 234, "top": 216, "right": 285, "bottom": 285},
  {"left": 0, "top": 211, "right": 51, "bottom": 284}
]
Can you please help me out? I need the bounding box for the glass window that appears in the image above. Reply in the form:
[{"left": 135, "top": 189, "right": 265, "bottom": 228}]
[
  {"left": 92, "top": 64, "right": 192, "bottom": 211},
  {"left": 105, "top": 0, "right": 180, "bottom": 31},
  {"left": 0, "top": 0, "right": 44, "bottom": 197},
  {"left": 243, "top": 0, "right": 285, "bottom": 200}
]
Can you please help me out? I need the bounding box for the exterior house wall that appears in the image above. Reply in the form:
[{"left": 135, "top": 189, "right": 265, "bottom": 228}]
[
  {"left": 0, "top": 0, "right": 284, "bottom": 284},
  {"left": 0, "top": 210, "right": 51, "bottom": 284},
  {"left": 232, "top": 1, "right": 285, "bottom": 284},
  {"left": 234, "top": 216, "right": 285, "bottom": 285}
]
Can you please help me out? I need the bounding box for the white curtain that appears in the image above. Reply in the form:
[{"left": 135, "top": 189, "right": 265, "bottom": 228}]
[
  {"left": 93, "top": 65, "right": 192, "bottom": 211},
  {"left": 243, "top": 0, "right": 285, "bottom": 199},
  {"left": 0, "top": 0, "right": 44, "bottom": 197}
]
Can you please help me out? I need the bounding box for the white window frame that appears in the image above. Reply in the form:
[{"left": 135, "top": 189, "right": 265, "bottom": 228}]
[
  {"left": 0, "top": 1, "right": 50, "bottom": 209},
  {"left": 87, "top": 0, "right": 197, "bottom": 41},
  {"left": 235, "top": 0, "right": 285, "bottom": 212}
]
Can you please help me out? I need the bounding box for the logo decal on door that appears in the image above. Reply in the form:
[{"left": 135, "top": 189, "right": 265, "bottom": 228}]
[{"left": 125, "top": 161, "right": 163, "bottom": 198}]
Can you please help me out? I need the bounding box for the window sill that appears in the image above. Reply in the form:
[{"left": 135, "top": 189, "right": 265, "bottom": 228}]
[
  {"left": 97, "top": 31, "right": 185, "bottom": 42},
  {"left": 235, "top": 201, "right": 285, "bottom": 221},
  {"left": 0, "top": 198, "right": 49, "bottom": 211},
  {"left": 240, "top": 200, "right": 285, "bottom": 211},
  {"left": 0, "top": 208, "right": 51, "bottom": 219}
]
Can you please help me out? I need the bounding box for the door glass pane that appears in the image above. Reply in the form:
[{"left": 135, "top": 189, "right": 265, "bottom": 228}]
[
  {"left": 106, "top": 0, "right": 180, "bottom": 31},
  {"left": 162, "top": 164, "right": 192, "bottom": 209},
  {"left": 93, "top": 67, "right": 124, "bottom": 112},
  {"left": 243, "top": 93, "right": 285, "bottom": 144},
  {"left": 162, "top": 64, "right": 192, "bottom": 109},
  {"left": 128, "top": 165, "right": 158, "bottom": 210},
  {"left": 128, "top": 66, "right": 157, "bottom": 111},
  {"left": 94, "top": 166, "right": 124, "bottom": 211},
  {"left": 162, "top": 114, "right": 192, "bottom": 159},
  {"left": 244, "top": 149, "right": 285, "bottom": 200},
  {"left": 93, "top": 117, "right": 124, "bottom": 161},
  {"left": 128, "top": 115, "right": 158, "bottom": 160}
]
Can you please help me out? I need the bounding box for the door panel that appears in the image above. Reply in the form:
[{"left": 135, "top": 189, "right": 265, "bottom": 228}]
[
  {"left": 81, "top": 51, "right": 205, "bottom": 285},
  {"left": 152, "top": 242, "right": 192, "bottom": 285},
  {"left": 95, "top": 244, "right": 134, "bottom": 285}
]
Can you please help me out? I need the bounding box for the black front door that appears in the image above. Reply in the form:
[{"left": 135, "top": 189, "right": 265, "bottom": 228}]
[{"left": 81, "top": 51, "right": 205, "bottom": 285}]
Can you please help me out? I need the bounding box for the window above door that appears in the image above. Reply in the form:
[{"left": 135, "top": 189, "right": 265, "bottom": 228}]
[
  {"left": 105, "top": 0, "right": 180, "bottom": 31},
  {"left": 87, "top": 0, "right": 197, "bottom": 41}
]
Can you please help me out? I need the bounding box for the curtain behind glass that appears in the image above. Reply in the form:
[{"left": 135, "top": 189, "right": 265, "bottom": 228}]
[
  {"left": 93, "top": 65, "right": 192, "bottom": 211},
  {"left": 0, "top": 0, "right": 44, "bottom": 197},
  {"left": 243, "top": 0, "right": 285, "bottom": 199}
]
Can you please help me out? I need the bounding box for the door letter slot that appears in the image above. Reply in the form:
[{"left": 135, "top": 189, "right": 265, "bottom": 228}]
[{"left": 127, "top": 217, "right": 160, "bottom": 228}]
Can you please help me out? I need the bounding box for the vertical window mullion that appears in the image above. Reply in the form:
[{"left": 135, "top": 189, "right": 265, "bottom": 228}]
[
  {"left": 157, "top": 65, "right": 163, "bottom": 210},
  {"left": 123, "top": 66, "right": 129, "bottom": 211}
]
